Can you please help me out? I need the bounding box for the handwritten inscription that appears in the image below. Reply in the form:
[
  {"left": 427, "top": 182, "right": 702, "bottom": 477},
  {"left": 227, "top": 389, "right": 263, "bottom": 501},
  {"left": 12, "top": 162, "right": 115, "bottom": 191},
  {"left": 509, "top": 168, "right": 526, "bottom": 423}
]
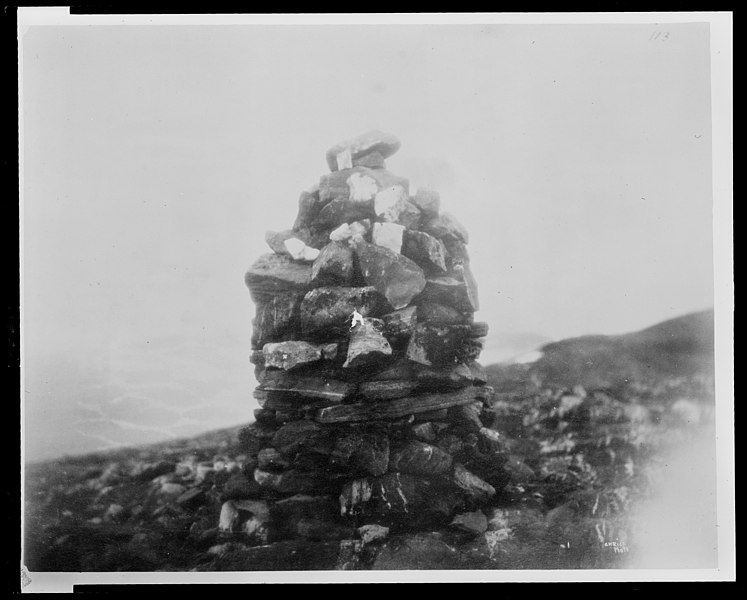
[
  {"left": 604, "top": 540, "right": 630, "bottom": 554},
  {"left": 649, "top": 31, "right": 670, "bottom": 42}
]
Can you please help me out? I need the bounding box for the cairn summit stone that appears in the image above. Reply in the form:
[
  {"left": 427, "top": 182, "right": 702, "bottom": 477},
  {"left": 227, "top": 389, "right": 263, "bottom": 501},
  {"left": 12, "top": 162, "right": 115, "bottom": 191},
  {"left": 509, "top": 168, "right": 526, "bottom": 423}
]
[{"left": 326, "top": 130, "right": 401, "bottom": 172}]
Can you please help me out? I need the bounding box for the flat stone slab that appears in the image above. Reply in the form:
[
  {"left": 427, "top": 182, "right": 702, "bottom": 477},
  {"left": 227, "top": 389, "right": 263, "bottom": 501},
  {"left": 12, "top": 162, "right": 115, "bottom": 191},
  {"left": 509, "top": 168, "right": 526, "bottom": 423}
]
[
  {"left": 257, "top": 373, "right": 356, "bottom": 403},
  {"left": 325, "top": 130, "right": 401, "bottom": 172},
  {"left": 244, "top": 253, "right": 312, "bottom": 304},
  {"left": 315, "top": 386, "right": 493, "bottom": 423}
]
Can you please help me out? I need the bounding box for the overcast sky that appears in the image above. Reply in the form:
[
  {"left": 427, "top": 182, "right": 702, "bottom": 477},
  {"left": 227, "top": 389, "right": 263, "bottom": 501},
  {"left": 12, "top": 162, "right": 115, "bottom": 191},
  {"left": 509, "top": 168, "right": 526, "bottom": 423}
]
[{"left": 20, "top": 16, "right": 724, "bottom": 459}]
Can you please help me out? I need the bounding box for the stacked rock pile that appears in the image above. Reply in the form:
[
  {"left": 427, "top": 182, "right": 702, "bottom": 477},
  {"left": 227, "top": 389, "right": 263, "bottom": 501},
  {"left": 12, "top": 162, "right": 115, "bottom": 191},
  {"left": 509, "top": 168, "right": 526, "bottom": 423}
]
[{"left": 240, "top": 131, "right": 508, "bottom": 535}]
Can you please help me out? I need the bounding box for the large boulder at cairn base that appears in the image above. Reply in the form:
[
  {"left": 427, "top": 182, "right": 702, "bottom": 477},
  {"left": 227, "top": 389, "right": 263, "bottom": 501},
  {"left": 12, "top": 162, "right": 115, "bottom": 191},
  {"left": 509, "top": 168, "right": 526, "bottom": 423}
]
[
  {"left": 245, "top": 253, "right": 312, "bottom": 303},
  {"left": 355, "top": 242, "right": 426, "bottom": 310},
  {"left": 325, "top": 130, "right": 401, "bottom": 172}
]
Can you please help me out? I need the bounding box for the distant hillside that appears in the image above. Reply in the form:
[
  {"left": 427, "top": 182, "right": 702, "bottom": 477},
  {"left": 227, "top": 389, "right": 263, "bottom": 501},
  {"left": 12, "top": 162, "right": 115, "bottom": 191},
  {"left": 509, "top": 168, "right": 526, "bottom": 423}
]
[{"left": 486, "top": 310, "right": 715, "bottom": 398}]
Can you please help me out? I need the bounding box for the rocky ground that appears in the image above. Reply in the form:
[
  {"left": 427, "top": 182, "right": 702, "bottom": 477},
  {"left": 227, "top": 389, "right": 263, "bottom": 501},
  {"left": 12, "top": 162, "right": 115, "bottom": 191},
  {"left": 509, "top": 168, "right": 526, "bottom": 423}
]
[{"left": 23, "top": 311, "right": 717, "bottom": 572}]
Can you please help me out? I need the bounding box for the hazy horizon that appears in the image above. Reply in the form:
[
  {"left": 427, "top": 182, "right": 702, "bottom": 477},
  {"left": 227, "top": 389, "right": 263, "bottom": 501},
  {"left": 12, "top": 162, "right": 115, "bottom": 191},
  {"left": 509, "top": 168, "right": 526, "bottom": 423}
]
[{"left": 21, "top": 20, "right": 718, "bottom": 462}]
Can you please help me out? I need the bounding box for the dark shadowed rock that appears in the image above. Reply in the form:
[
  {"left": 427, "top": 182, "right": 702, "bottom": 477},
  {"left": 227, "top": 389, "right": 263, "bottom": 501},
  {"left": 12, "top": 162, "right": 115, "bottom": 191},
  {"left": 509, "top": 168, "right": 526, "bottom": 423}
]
[
  {"left": 222, "top": 472, "right": 263, "bottom": 500},
  {"left": 422, "top": 211, "right": 469, "bottom": 244},
  {"left": 382, "top": 306, "right": 418, "bottom": 339},
  {"left": 272, "top": 420, "right": 333, "bottom": 456},
  {"left": 254, "top": 469, "right": 328, "bottom": 495},
  {"left": 292, "top": 189, "right": 328, "bottom": 232},
  {"left": 311, "top": 242, "right": 355, "bottom": 285},
  {"left": 412, "top": 362, "right": 475, "bottom": 389},
  {"left": 198, "top": 540, "right": 344, "bottom": 571},
  {"left": 389, "top": 441, "right": 453, "bottom": 475},
  {"left": 419, "top": 272, "right": 479, "bottom": 313},
  {"left": 313, "top": 196, "right": 375, "bottom": 229},
  {"left": 406, "top": 324, "right": 472, "bottom": 367},
  {"left": 452, "top": 464, "right": 496, "bottom": 502},
  {"left": 448, "top": 402, "right": 484, "bottom": 434},
  {"left": 257, "top": 448, "right": 291, "bottom": 472},
  {"left": 355, "top": 242, "right": 426, "bottom": 310},
  {"left": 402, "top": 230, "right": 448, "bottom": 273},
  {"left": 300, "top": 286, "right": 388, "bottom": 336},
  {"left": 450, "top": 510, "right": 488, "bottom": 535},
  {"left": 245, "top": 253, "right": 312, "bottom": 304},
  {"left": 371, "top": 533, "right": 463, "bottom": 570},
  {"left": 251, "top": 292, "right": 304, "bottom": 348},
  {"left": 343, "top": 318, "right": 392, "bottom": 370},
  {"left": 330, "top": 431, "right": 390, "bottom": 476},
  {"left": 326, "top": 130, "right": 401, "bottom": 172}
]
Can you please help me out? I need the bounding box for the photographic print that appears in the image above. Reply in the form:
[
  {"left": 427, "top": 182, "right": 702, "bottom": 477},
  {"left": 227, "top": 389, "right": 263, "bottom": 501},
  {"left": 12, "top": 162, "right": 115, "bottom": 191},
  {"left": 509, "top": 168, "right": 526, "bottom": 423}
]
[{"left": 18, "top": 10, "right": 734, "bottom": 588}]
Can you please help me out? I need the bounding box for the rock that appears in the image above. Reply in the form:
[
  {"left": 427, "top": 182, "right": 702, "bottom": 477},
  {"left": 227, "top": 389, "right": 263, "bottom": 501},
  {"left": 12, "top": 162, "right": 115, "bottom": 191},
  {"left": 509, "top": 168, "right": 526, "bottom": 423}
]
[
  {"left": 262, "top": 341, "right": 323, "bottom": 370},
  {"left": 411, "top": 188, "right": 440, "bottom": 218},
  {"left": 194, "top": 464, "right": 216, "bottom": 484},
  {"left": 406, "top": 324, "right": 472, "bottom": 367},
  {"left": 222, "top": 472, "right": 263, "bottom": 500},
  {"left": 422, "top": 211, "right": 469, "bottom": 244},
  {"left": 467, "top": 360, "right": 487, "bottom": 384},
  {"left": 316, "top": 386, "right": 493, "bottom": 424},
  {"left": 419, "top": 274, "right": 479, "bottom": 313},
  {"left": 283, "top": 238, "right": 320, "bottom": 262},
  {"left": 300, "top": 286, "right": 387, "bottom": 336},
  {"left": 448, "top": 402, "right": 484, "bottom": 434},
  {"left": 414, "top": 409, "right": 449, "bottom": 422},
  {"left": 451, "top": 464, "right": 496, "bottom": 502},
  {"left": 292, "top": 189, "right": 327, "bottom": 231},
  {"left": 353, "top": 150, "right": 386, "bottom": 169},
  {"left": 412, "top": 362, "right": 475, "bottom": 389},
  {"left": 372, "top": 222, "right": 405, "bottom": 253},
  {"left": 417, "top": 302, "right": 470, "bottom": 325},
  {"left": 328, "top": 220, "right": 370, "bottom": 243},
  {"left": 478, "top": 427, "right": 505, "bottom": 453},
  {"left": 130, "top": 460, "right": 176, "bottom": 482},
  {"left": 355, "top": 242, "right": 426, "bottom": 310},
  {"left": 176, "top": 487, "right": 206, "bottom": 509},
  {"left": 411, "top": 422, "right": 438, "bottom": 442},
  {"left": 233, "top": 499, "right": 272, "bottom": 522},
  {"left": 198, "top": 540, "right": 344, "bottom": 571},
  {"left": 357, "top": 380, "right": 418, "bottom": 400},
  {"left": 265, "top": 229, "right": 318, "bottom": 257},
  {"left": 313, "top": 196, "right": 375, "bottom": 229},
  {"left": 295, "top": 518, "right": 356, "bottom": 542},
  {"left": 103, "top": 503, "right": 126, "bottom": 522},
  {"left": 358, "top": 524, "right": 389, "bottom": 545},
  {"left": 272, "top": 420, "right": 332, "bottom": 456},
  {"left": 371, "top": 533, "right": 462, "bottom": 570},
  {"left": 159, "top": 482, "right": 187, "bottom": 497},
  {"left": 244, "top": 253, "right": 312, "bottom": 304},
  {"left": 251, "top": 291, "right": 303, "bottom": 348},
  {"left": 402, "top": 230, "right": 447, "bottom": 273},
  {"left": 257, "top": 447, "right": 291, "bottom": 472},
  {"left": 258, "top": 373, "right": 356, "bottom": 403},
  {"left": 374, "top": 186, "right": 421, "bottom": 229},
  {"left": 219, "top": 501, "right": 240, "bottom": 532},
  {"left": 389, "top": 441, "right": 452, "bottom": 475},
  {"left": 343, "top": 317, "right": 392, "bottom": 369},
  {"left": 381, "top": 306, "right": 418, "bottom": 339},
  {"left": 311, "top": 242, "right": 355, "bottom": 285},
  {"left": 321, "top": 343, "right": 338, "bottom": 360},
  {"left": 443, "top": 237, "right": 470, "bottom": 266},
  {"left": 325, "top": 130, "right": 401, "bottom": 172},
  {"left": 450, "top": 510, "right": 488, "bottom": 535},
  {"left": 469, "top": 322, "right": 489, "bottom": 338},
  {"left": 340, "top": 472, "right": 458, "bottom": 522},
  {"left": 271, "top": 495, "right": 339, "bottom": 528},
  {"left": 254, "top": 469, "right": 326, "bottom": 495},
  {"left": 330, "top": 431, "right": 390, "bottom": 476}
]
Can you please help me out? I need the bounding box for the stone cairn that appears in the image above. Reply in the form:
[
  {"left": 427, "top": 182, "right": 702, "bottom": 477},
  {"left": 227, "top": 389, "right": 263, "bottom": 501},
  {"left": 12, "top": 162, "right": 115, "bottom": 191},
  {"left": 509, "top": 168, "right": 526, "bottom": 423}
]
[{"left": 238, "top": 131, "right": 507, "bottom": 541}]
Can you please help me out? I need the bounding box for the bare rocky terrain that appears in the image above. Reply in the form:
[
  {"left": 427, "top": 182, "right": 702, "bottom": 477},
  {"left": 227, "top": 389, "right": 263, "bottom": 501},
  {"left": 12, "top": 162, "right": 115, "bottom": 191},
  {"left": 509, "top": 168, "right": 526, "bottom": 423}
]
[{"left": 23, "top": 310, "right": 717, "bottom": 572}]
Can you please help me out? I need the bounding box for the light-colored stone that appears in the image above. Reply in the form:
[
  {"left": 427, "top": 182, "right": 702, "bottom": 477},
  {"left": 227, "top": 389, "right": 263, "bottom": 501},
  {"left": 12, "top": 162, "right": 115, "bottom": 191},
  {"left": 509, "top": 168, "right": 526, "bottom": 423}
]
[
  {"left": 343, "top": 317, "right": 393, "bottom": 369},
  {"left": 358, "top": 524, "right": 390, "bottom": 545},
  {"left": 347, "top": 172, "right": 379, "bottom": 202},
  {"left": 219, "top": 501, "right": 240, "bottom": 532},
  {"left": 262, "top": 341, "right": 323, "bottom": 370},
  {"left": 284, "top": 237, "right": 320, "bottom": 262},
  {"left": 372, "top": 222, "right": 405, "bottom": 253}
]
